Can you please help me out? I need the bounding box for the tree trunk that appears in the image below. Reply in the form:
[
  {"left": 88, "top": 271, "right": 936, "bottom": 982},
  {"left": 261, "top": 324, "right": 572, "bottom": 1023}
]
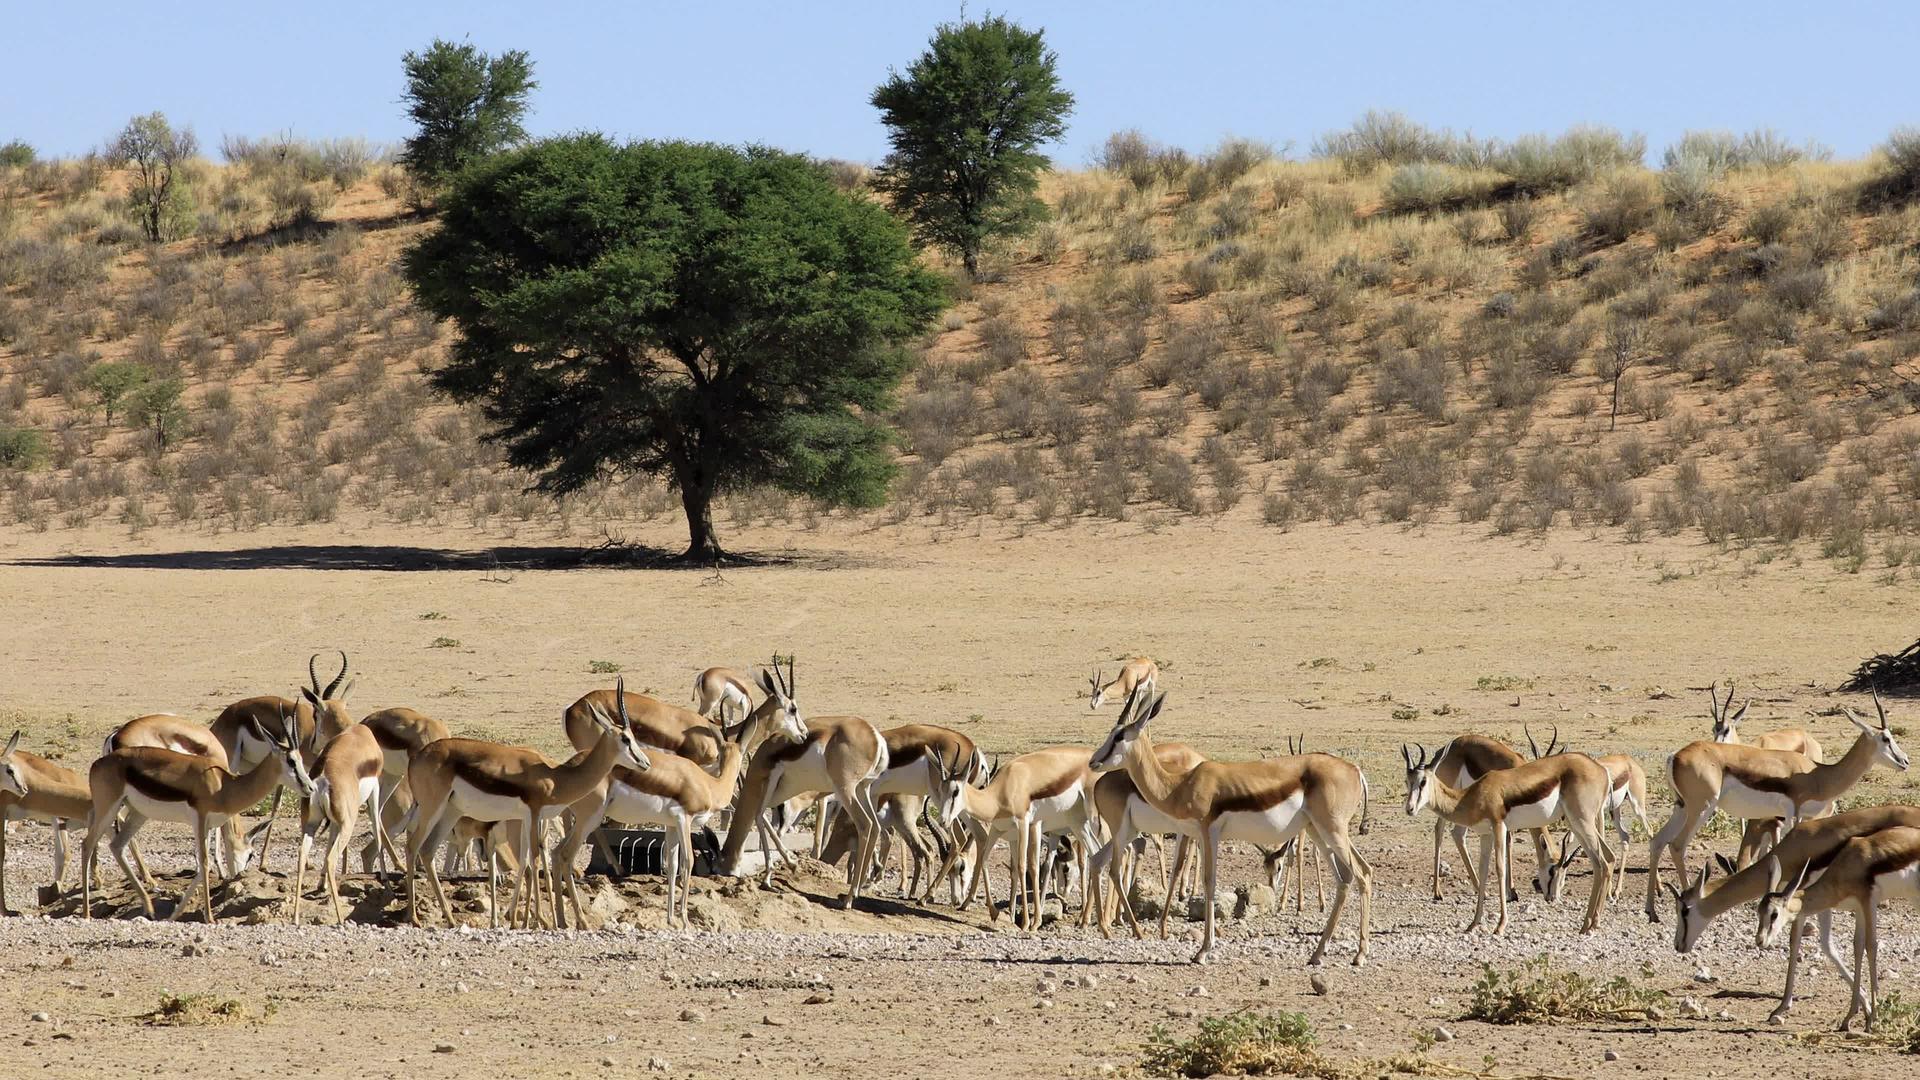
[
  {"left": 679, "top": 479, "right": 723, "bottom": 563},
  {"left": 961, "top": 247, "right": 979, "bottom": 281}
]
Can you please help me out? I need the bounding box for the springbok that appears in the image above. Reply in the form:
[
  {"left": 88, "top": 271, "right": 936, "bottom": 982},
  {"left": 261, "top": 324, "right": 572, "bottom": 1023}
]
[
  {"left": 1709, "top": 681, "right": 1824, "bottom": 761},
  {"left": 1645, "top": 694, "right": 1908, "bottom": 920},
  {"left": 716, "top": 659, "right": 888, "bottom": 910},
  {"left": 1089, "top": 657, "right": 1158, "bottom": 709},
  {"left": 1081, "top": 740, "right": 1206, "bottom": 939},
  {"left": 564, "top": 684, "right": 727, "bottom": 770},
  {"left": 1418, "top": 733, "right": 1527, "bottom": 900},
  {"left": 1093, "top": 689, "right": 1372, "bottom": 965},
  {"left": 210, "top": 652, "right": 358, "bottom": 872},
  {"left": 291, "top": 721, "right": 399, "bottom": 924},
  {"left": 404, "top": 687, "right": 651, "bottom": 929},
  {"left": 815, "top": 723, "right": 982, "bottom": 896},
  {"left": 1, "top": 733, "right": 90, "bottom": 915},
  {"left": 1403, "top": 743, "right": 1616, "bottom": 935},
  {"left": 692, "top": 667, "right": 757, "bottom": 728},
  {"left": 927, "top": 745, "right": 1099, "bottom": 930},
  {"left": 1756, "top": 826, "right": 1920, "bottom": 1033},
  {"left": 351, "top": 707, "right": 450, "bottom": 875},
  {"left": 1545, "top": 751, "right": 1650, "bottom": 900},
  {"left": 1669, "top": 803, "right": 1920, "bottom": 1023},
  {"left": 555, "top": 691, "right": 747, "bottom": 929},
  {"left": 82, "top": 709, "right": 315, "bottom": 922}
]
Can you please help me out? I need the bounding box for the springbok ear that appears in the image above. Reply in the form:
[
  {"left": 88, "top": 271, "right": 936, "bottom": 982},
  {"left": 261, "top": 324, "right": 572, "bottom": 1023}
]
[
  {"left": 1763, "top": 856, "right": 1782, "bottom": 894},
  {"left": 1845, "top": 707, "right": 1872, "bottom": 734},
  {"left": 1714, "top": 853, "right": 1737, "bottom": 877},
  {"left": 1664, "top": 881, "right": 1682, "bottom": 902},
  {"left": 1139, "top": 691, "right": 1168, "bottom": 725},
  {"left": 339, "top": 678, "right": 356, "bottom": 701},
  {"left": 1, "top": 730, "right": 18, "bottom": 757},
  {"left": 1728, "top": 702, "right": 1749, "bottom": 726},
  {"left": 757, "top": 669, "right": 778, "bottom": 696},
  {"left": 300, "top": 687, "right": 322, "bottom": 708}
]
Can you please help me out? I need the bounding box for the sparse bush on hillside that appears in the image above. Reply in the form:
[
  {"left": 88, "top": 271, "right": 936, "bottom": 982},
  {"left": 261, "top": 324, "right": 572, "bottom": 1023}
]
[
  {"left": 110, "top": 112, "right": 198, "bottom": 242},
  {"left": 1313, "top": 110, "right": 1453, "bottom": 172},
  {"left": 1582, "top": 172, "right": 1657, "bottom": 243},
  {"left": 1870, "top": 127, "right": 1920, "bottom": 206},
  {"left": 1494, "top": 126, "right": 1645, "bottom": 194},
  {"left": 1663, "top": 129, "right": 1829, "bottom": 174},
  {"left": 1380, "top": 163, "right": 1496, "bottom": 214},
  {"left": 0, "top": 141, "right": 33, "bottom": 168}
]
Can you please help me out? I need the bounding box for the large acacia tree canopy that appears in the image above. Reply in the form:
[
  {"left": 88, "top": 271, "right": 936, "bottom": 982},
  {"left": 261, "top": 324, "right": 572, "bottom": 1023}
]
[{"left": 402, "top": 136, "right": 946, "bottom": 556}]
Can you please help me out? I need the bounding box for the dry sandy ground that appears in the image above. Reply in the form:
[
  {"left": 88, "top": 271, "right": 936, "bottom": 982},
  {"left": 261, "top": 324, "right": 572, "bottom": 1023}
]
[{"left": 3, "top": 515, "right": 1920, "bottom": 1079}]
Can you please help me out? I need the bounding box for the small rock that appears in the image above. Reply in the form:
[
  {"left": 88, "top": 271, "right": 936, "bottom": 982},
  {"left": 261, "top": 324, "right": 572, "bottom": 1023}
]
[
  {"left": 1338, "top": 1023, "right": 1354, "bottom": 1032},
  {"left": 1604, "top": 1049, "right": 1621, "bottom": 1062},
  {"left": 1433, "top": 1027, "right": 1455, "bottom": 1043},
  {"left": 1036, "top": 978, "right": 1057, "bottom": 995},
  {"left": 1080, "top": 974, "right": 1099, "bottom": 991},
  {"left": 433, "top": 1044, "right": 455, "bottom": 1054},
  {"left": 1715, "top": 1009, "right": 1734, "bottom": 1021},
  {"left": 1185, "top": 985, "right": 1210, "bottom": 998},
  {"left": 762, "top": 1014, "right": 786, "bottom": 1027},
  {"left": 985, "top": 1016, "right": 1002, "bottom": 1027},
  {"left": 678, "top": 1008, "right": 706, "bottom": 1023},
  {"left": 29, "top": 1012, "right": 50, "bottom": 1024},
  {"left": 1258, "top": 975, "right": 1273, "bottom": 988},
  {"left": 646, "top": 1058, "right": 670, "bottom": 1074},
  {"left": 1427, "top": 995, "right": 1446, "bottom": 1007},
  {"left": 1034, "top": 998, "right": 1054, "bottom": 1010},
  {"left": 1097, "top": 1065, "right": 1118, "bottom": 1077},
  {"left": 1167, "top": 1007, "right": 1196, "bottom": 1019},
  {"left": 1308, "top": 973, "right": 1329, "bottom": 996},
  {"left": 454, "top": 982, "right": 470, "bottom": 994},
  {"left": 599, "top": 1057, "right": 615, "bottom": 1068},
  {"left": 1103, "top": 999, "right": 1117, "bottom": 1011},
  {"left": 801, "top": 991, "right": 832, "bottom": 1005},
  {"left": 1678, "top": 997, "right": 1707, "bottom": 1019},
  {"left": 181, "top": 944, "right": 202, "bottom": 958},
  {"left": 1692, "top": 965, "right": 1715, "bottom": 984}
]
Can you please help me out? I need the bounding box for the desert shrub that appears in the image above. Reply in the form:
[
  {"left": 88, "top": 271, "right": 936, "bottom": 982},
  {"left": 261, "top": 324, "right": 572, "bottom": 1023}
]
[
  {"left": 1582, "top": 172, "right": 1657, "bottom": 243},
  {"left": 1497, "top": 198, "right": 1539, "bottom": 242},
  {"left": 1179, "top": 257, "right": 1223, "bottom": 298},
  {"left": 1660, "top": 153, "right": 1729, "bottom": 235},
  {"left": 1381, "top": 163, "right": 1494, "bottom": 214},
  {"left": 1186, "top": 137, "right": 1272, "bottom": 201},
  {"left": 1313, "top": 110, "right": 1451, "bottom": 171},
  {"left": 1139, "top": 1010, "right": 1321, "bottom": 1078},
  {"left": 1373, "top": 347, "right": 1451, "bottom": 419},
  {"left": 1869, "top": 127, "right": 1920, "bottom": 205},
  {"left": 1147, "top": 395, "right": 1189, "bottom": 437},
  {"left": 0, "top": 425, "right": 48, "bottom": 468},
  {"left": 1664, "top": 129, "right": 1828, "bottom": 174}
]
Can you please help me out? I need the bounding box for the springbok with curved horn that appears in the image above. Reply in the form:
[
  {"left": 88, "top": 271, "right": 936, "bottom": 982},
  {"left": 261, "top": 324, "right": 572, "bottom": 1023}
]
[
  {"left": 1082, "top": 739, "right": 1206, "bottom": 939},
  {"left": 1403, "top": 741, "right": 1616, "bottom": 935},
  {"left": 404, "top": 684, "right": 651, "bottom": 929},
  {"left": 716, "top": 657, "right": 890, "bottom": 910},
  {"left": 1645, "top": 692, "right": 1908, "bottom": 920},
  {"left": 1416, "top": 733, "right": 1535, "bottom": 901},
  {"left": 926, "top": 746, "right": 1100, "bottom": 930},
  {"left": 1, "top": 732, "right": 91, "bottom": 915},
  {"left": 1709, "top": 681, "right": 1824, "bottom": 761},
  {"left": 814, "top": 723, "right": 982, "bottom": 897},
  {"left": 1093, "top": 689, "right": 1372, "bottom": 965},
  {"left": 1089, "top": 657, "right": 1158, "bottom": 710},
  {"left": 291, "top": 720, "right": 401, "bottom": 924},
  {"left": 212, "top": 651, "right": 359, "bottom": 872},
  {"left": 1755, "top": 826, "right": 1920, "bottom": 1033},
  {"left": 82, "top": 707, "right": 316, "bottom": 922}
]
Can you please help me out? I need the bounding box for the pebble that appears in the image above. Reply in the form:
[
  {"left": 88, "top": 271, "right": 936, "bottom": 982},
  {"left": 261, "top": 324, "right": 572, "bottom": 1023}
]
[
  {"left": 1258, "top": 975, "right": 1273, "bottom": 988},
  {"left": 454, "top": 982, "right": 470, "bottom": 994},
  {"left": 802, "top": 991, "right": 832, "bottom": 1005},
  {"left": 1308, "top": 973, "right": 1329, "bottom": 996},
  {"left": 29, "top": 1012, "right": 49, "bottom": 1023},
  {"left": 1692, "top": 965, "right": 1716, "bottom": 984},
  {"left": 1678, "top": 997, "right": 1707, "bottom": 1019},
  {"left": 1604, "top": 1049, "right": 1621, "bottom": 1062},
  {"left": 433, "top": 1044, "right": 455, "bottom": 1054},
  {"left": 599, "top": 1057, "right": 615, "bottom": 1068},
  {"left": 1034, "top": 998, "right": 1054, "bottom": 1010},
  {"left": 1338, "top": 1023, "right": 1353, "bottom": 1032},
  {"left": 1167, "top": 1007, "right": 1196, "bottom": 1019},
  {"left": 1185, "top": 984, "right": 1210, "bottom": 998},
  {"left": 1433, "top": 1026, "right": 1455, "bottom": 1043},
  {"left": 679, "top": 1008, "right": 705, "bottom": 1023},
  {"left": 1036, "top": 978, "right": 1057, "bottom": 994},
  {"left": 762, "top": 1014, "right": 786, "bottom": 1027},
  {"left": 985, "top": 1016, "right": 1002, "bottom": 1027},
  {"left": 646, "top": 1058, "right": 670, "bottom": 1073},
  {"left": 1080, "top": 974, "right": 1099, "bottom": 990}
]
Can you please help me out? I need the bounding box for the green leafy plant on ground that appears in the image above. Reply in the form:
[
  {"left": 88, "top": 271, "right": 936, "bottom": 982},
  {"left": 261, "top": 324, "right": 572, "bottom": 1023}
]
[
  {"left": 587, "top": 659, "right": 622, "bottom": 674},
  {"left": 144, "top": 992, "right": 248, "bottom": 1026},
  {"left": 1463, "top": 957, "right": 1668, "bottom": 1024},
  {"left": 1141, "top": 1010, "right": 1335, "bottom": 1078},
  {"left": 1474, "top": 675, "right": 1534, "bottom": 691}
]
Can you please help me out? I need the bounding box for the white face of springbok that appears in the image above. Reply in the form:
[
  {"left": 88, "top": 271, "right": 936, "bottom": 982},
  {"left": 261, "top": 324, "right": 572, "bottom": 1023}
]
[
  {"left": 756, "top": 659, "right": 807, "bottom": 744},
  {"left": 602, "top": 680, "right": 654, "bottom": 773},
  {"left": 1712, "top": 680, "right": 1758, "bottom": 737},
  {"left": 264, "top": 708, "right": 318, "bottom": 799},
  {"left": 1754, "top": 857, "right": 1813, "bottom": 948},
  {"left": 1088, "top": 669, "right": 1109, "bottom": 710},
  {"left": 1846, "top": 692, "right": 1911, "bottom": 773},
  {"left": 1088, "top": 689, "right": 1165, "bottom": 771},
  {"left": 1668, "top": 856, "right": 1731, "bottom": 953},
  {"left": 1401, "top": 744, "right": 1440, "bottom": 816},
  {"left": 0, "top": 731, "right": 27, "bottom": 798}
]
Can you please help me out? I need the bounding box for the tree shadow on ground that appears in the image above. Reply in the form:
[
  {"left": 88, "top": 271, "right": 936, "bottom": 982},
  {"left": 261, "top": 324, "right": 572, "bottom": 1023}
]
[{"left": 5, "top": 542, "right": 805, "bottom": 573}]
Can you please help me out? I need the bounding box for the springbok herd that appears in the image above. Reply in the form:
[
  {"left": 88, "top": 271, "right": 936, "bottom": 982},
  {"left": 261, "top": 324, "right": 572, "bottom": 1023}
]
[{"left": 2, "top": 654, "right": 1919, "bottom": 1033}]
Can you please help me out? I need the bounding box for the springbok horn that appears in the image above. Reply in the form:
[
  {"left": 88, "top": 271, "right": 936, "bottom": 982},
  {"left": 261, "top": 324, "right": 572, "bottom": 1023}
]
[
  {"left": 1723, "top": 680, "right": 1737, "bottom": 722},
  {"left": 770, "top": 654, "right": 787, "bottom": 698},
  {"left": 1874, "top": 686, "right": 1889, "bottom": 727},
  {"left": 787, "top": 653, "right": 795, "bottom": 699},
  {"left": 1525, "top": 725, "right": 1540, "bottom": 759},
  {"left": 322, "top": 650, "right": 349, "bottom": 699},
  {"left": 309, "top": 653, "right": 324, "bottom": 696},
  {"left": 1548, "top": 725, "right": 1560, "bottom": 757},
  {"left": 614, "top": 675, "right": 631, "bottom": 727}
]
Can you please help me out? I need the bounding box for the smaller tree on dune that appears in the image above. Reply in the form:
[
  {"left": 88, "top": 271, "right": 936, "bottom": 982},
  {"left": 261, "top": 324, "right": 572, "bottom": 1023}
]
[
  {"left": 870, "top": 13, "right": 1075, "bottom": 278},
  {"left": 110, "top": 112, "right": 197, "bottom": 242},
  {"left": 399, "top": 38, "right": 537, "bottom": 192},
  {"left": 403, "top": 136, "right": 946, "bottom": 561}
]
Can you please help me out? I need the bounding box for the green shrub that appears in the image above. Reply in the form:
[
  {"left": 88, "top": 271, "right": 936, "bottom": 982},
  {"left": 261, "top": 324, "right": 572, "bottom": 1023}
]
[
  {"left": 0, "top": 140, "right": 34, "bottom": 168},
  {"left": 1464, "top": 957, "right": 1668, "bottom": 1024},
  {"left": 0, "top": 425, "right": 48, "bottom": 468},
  {"left": 1140, "top": 1010, "right": 1324, "bottom": 1078}
]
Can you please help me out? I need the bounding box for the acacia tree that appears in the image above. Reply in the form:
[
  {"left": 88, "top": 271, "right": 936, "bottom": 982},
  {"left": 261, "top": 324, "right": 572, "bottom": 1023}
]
[
  {"left": 399, "top": 39, "right": 536, "bottom": 189},
  {"left": 403, "top": 136, "right": 945, "bottom": 560},
  {"left": 870, "top": 14, "right": 1074, "bottom": 278},
  {"left": 110, "top": 113, "right": 196, "bottom": 242}
]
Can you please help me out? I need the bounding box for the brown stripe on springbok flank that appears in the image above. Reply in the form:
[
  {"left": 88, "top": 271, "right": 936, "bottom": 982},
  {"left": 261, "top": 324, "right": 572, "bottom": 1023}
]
[
  {"left": 450, "top": 760, "right": 529, "bottom": 799},
  {"left": 367, "top": 723, "right": 412, "bottom": 752},
  {"left": 1500, "top": 775, "right": 1561, "bottom": 812},
  {"left": 1613, "top": 770, "right": 1630, "bottom": 790},
  {"left": 886, "top": 744, "right": 927, "bottom": 771},
  {"left": 1866, "top": 845, "right": 1920, "bottom": 881},
  {"left": 125, "top": 769, "right": 195, "bottom": 804},
  {"left": 1212, "top": 777, "right": 1305, "bottom": 816},
  {"left": 1721, "top": 766, "right": 1798, "bottom": 797},
  {"left": 1029, "top": 767, "right": 1085, "bottom": 802},
  {"left": 353, "top": 755, "right": 382, "bottom": 781}
]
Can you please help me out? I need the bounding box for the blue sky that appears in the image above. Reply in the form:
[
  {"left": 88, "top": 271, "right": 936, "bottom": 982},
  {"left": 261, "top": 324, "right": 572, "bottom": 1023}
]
[{"left": 5, "top": 2, "right": 1914, "bottom": 165}]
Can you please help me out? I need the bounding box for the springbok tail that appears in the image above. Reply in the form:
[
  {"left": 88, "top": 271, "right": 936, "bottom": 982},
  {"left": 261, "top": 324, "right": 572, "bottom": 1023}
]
[{"left": 1357, "top": 767, "right": 1372, "bottom": 836}]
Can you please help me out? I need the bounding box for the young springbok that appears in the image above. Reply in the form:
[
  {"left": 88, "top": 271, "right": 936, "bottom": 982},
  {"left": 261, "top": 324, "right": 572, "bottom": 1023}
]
[
  {"left": 1756, "top": 826, "right": 1920, "bottom": 1033},
  {"left": 1708, "top": 681, "right": 1824, "bottom": 760},
  {"left": 1, "top": 733, "right": 91, "bottom": 915},
  {"left": 1403, "top": 743, "right": 1616, "bottom": 936},
  {"left": 404, "top": 689, "right": 651, "bottom": 930},
  {"left": 717, "top": 660, "right": 888, "bottom": 909},
  {"left": 1418, "top": 733, "right": 1527, "bottom": 900},
  {"left": 1645, "top": 695, "right": 1908, "bottom": 920},
  {"left": 1089, "top": 657, "right": 1158, "bottom": 709},
  {"left": 82, "top": 710, "right": 315, "bottom": 922},
  {"left": 1093, "top": 689, "right": 1372, "bottom": 965}
]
